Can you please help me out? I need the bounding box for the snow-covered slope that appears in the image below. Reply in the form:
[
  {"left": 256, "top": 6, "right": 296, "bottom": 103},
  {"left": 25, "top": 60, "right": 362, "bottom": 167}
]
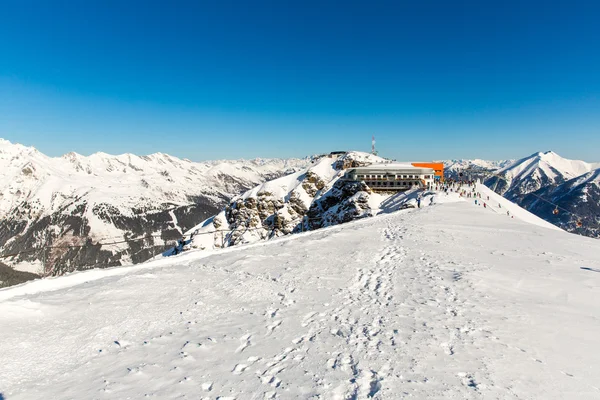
[
  {"left": 0, "top": 139, "right": 309, "bottom": 276},
  {"left": 474, "top": 181, "right": 561, "bottom": 231},
  {"left": 2, "top": 200, "right": 599, "bottom": 399},
  {"left": 484, "top": 151, "right": 600, "bottom": 201}
]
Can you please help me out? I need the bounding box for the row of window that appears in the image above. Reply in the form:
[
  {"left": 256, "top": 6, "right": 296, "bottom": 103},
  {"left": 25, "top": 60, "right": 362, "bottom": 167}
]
[
  {"left": 369, "top": 180, "right": 420, "bottom": 187},
  {"left": 356, "top": 174, "right": 431, "bottom": 179}
]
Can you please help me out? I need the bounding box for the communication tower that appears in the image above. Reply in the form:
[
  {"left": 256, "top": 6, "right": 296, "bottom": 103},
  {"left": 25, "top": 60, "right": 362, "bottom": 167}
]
[{"left": 371, "top": 135, "right": 378, "bottom": 156}]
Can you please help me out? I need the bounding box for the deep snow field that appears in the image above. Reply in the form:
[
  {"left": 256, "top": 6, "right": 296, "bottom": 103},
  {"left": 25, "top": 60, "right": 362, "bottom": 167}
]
[{"left": 1, "top": 192, "right": 599, "bottom": 399}]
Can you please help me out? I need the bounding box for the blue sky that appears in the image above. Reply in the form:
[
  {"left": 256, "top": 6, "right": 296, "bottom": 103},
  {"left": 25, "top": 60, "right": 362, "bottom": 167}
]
[{"left": 1, "top": 0, "right": 599, "bottom": 161}]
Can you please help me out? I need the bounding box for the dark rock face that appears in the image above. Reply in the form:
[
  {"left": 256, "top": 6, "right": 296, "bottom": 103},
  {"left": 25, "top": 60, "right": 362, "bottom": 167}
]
[
  {"left": 307, "top": 180, "right": 372, "bottom": 230},
  {"left": 0, "top": 262, "right": 39, "bottom": 288},
  {"left": 0, "top": 197, "right": 223, "bottom": 276}
]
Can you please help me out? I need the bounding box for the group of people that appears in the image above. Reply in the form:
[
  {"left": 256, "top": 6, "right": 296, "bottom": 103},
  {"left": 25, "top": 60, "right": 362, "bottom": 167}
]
[
  {"left": 469, "top": 193, "right": 511, "bottom": 217},
  {"left": 429, "top": 180, "right": 468, "bottom": 193},
  {"left": 428, "top": 181, "right": 514, "bottom": 219}
]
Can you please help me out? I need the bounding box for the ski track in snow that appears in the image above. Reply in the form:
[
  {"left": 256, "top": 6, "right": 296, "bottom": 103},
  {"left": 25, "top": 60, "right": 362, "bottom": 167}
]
[{"left": 1, "top": 200, "right": 600, "bottom": 399}]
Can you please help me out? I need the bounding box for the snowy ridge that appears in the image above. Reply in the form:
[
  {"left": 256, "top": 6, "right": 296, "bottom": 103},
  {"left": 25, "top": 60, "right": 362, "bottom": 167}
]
[{"left": 1, "top": 197, "right": 599, "bottom": 399}]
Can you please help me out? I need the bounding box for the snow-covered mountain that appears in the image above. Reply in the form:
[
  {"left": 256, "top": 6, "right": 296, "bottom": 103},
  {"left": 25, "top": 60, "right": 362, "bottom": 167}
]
[
  {"left": 483, "top": 151, "right": 600, "bottom": 201},
  {"left": 0, "top": 139, "right": 309, "bottom": 279},
  {"left": 442, "top": 158, "right": 513, "bottom": 181},
  {"left": 2, "top": 192, "right": 599, "bottom": 399}
]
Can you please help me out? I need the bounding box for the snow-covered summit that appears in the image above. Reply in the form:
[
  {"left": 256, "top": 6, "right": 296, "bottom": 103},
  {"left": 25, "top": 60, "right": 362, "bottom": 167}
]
[{"left": 485, "top": 151, "right": 600, "bottom": 201}]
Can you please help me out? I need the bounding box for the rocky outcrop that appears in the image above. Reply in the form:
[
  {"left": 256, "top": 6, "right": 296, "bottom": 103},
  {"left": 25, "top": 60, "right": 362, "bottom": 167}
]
[
  {"left": 307, "top": 180, "right": 372, "bottom": 229},
  {"left": 0, "top": 262, "right": 39, "bottom": 288},
  {"left": 191, "top": 151, "right": 390, "bottom": 250}
]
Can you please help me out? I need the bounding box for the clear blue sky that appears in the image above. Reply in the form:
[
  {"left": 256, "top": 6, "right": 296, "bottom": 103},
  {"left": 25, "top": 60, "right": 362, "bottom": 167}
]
[{"left": 1, "top": 0, "right": 599, "bottom": 161}]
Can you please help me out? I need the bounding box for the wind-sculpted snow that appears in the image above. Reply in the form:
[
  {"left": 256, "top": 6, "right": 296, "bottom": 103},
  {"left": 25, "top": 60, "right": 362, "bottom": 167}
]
[
  {"left": 0, "top": 139, "right": 309, "bottom": 277},
  {"left": 1, "top": 201, "right": 599, "bottom": 398}
]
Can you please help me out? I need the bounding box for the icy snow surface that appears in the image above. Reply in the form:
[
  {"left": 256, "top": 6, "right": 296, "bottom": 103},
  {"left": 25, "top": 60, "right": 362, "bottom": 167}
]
[{"left": 1, "top": 200, "right": 600, "bottom": 399}]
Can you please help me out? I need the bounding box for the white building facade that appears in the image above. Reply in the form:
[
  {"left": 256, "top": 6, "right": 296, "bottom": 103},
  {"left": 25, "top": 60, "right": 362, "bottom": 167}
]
[{"left": 345, "top": 164, "right": 435, "bottom": 190}]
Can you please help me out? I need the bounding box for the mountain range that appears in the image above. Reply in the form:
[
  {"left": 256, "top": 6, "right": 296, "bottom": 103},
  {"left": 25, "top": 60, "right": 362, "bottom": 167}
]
[
  {"left": 0, "top": 138, "right": 308, "bottom": 283},
  {"left": 1, "top": 139, "right": 598, "bottom": 288}
]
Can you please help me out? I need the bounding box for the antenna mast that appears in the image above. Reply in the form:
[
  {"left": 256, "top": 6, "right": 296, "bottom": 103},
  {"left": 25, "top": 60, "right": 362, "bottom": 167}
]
[{"left": 371, "top": 135, "right": 377, "bottom": 156}]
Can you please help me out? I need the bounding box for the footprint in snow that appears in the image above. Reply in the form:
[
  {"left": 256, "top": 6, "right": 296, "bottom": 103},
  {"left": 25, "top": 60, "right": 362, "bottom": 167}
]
[
  {"left": 265, "top": 320, "right": 282, "bottom": 336},
  {"left": 235, "top": 334, "right": 252, "bottom": 353}
]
